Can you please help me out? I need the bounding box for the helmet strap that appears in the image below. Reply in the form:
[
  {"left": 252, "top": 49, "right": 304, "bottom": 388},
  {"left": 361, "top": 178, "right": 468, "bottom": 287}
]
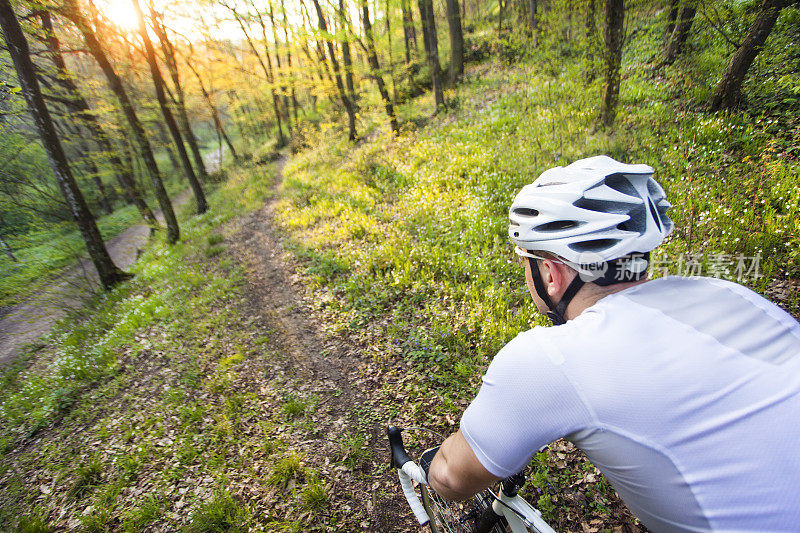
[{"left": 528, "top": 258, "right": 585, "bottom": 326}]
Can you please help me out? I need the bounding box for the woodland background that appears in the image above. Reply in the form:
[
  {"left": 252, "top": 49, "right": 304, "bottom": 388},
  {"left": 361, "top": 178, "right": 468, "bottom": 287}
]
[{"left": 0, "top": 0, "right": 798, "bottom": 531}]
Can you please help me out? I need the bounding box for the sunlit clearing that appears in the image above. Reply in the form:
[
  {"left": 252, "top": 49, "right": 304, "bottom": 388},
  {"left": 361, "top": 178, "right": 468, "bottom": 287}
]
[{"left": 97, "top": 0, "right": 140, "bottom": 31}]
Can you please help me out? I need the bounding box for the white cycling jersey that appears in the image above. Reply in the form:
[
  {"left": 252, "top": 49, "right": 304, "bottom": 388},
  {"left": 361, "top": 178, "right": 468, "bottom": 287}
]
[{"left": 460, "top": 276, "right": 800, "bottom": 532}]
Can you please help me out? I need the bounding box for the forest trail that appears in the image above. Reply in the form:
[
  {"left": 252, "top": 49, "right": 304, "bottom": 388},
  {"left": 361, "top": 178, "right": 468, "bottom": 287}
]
[
  {"left": 223, "top": 155, "right": 414, "bottom": 530},
  {"left": 0, "top": 148, "right": 223, "bottom": 368}
]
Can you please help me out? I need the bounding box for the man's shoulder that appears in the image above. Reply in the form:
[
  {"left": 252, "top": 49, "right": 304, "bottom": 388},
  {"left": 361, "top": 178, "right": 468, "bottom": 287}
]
[
  {"left": 611, "top": 275, "right": 799, "bottom": 329},
  {"left": 494, "top": 326, "right": 569, "bottom": 368}
]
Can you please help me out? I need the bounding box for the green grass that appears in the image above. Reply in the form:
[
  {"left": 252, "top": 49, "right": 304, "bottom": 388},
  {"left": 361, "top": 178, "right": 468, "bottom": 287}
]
[
  {"left": 121, "top": 493, "right": 166, "bottom": 532},
  {"left": 68, "top": 456, "right": 103, "bottom": 499},
  {"left": 282, "top": 394, "right": 308, "bottom": 420},
  {"left": 269, "top": 453, "right": 303, "bottom": 487},
  {"left": 0, "top": 204, "right": 141, "bottom": 308},
  {"left": 0, "top": 163, "right": 273, "bottom": 442},
  {"left": 0, "top": 160, "right": 285, "bottom": 529},
  {"left": 184, "top": 489, "right": 249, "bottom": 533},
  {"left": 301, "top": 471, "right": 328, "bottom": 511},
  {"left": 339, "top": 431, "right": 370, "bottom": 470},
  {"left": 274, "top": 11, "right": 800, "bottom": 409}
]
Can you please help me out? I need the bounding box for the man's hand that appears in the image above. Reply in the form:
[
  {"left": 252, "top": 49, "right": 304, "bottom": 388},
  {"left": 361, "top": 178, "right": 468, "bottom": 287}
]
[{"left": 427, "top": 429, "right": 502, "bottom": 501}]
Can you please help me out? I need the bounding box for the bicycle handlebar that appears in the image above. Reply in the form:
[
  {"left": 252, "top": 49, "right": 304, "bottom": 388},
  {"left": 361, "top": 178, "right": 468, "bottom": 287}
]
[
  {"left": 387, "top": 426, "right": 430, "bottom": 525},
  {"left": 388, "top": 425, "right": 413, "bottom": 468}
]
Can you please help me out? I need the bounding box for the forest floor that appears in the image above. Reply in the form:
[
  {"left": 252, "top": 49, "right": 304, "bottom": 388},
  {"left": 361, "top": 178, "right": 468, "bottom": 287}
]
[
  {"left": 0, "top": 155, "right": 434, "bottom": 531},
  {"left": 218, "top": 155, "right": 417, "bottom": 530},
  {"left": 0, "top": 148, "right": 224, "bottom": 367}
]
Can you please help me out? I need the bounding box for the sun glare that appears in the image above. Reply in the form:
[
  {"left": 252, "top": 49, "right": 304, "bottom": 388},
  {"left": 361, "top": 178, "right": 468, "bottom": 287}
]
[{"left": 98, "top": 0, "right": 141, "bottom": 31}]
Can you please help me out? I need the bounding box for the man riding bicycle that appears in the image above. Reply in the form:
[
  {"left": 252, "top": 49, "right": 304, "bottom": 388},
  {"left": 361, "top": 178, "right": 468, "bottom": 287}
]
[{"left": 426, "top": 156, "right": 800, "bottom": 531}]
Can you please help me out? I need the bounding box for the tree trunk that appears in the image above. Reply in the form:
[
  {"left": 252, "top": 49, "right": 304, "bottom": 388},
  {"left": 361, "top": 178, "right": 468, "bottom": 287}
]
[
  {"left": 661, "top": 1, "right": 696, "bottom": 66},
  {"left": 400, "top": 0, "right": 414, "bottom": 65},
  {"left": 263, "top": 0, "right": 293, "bottom": 134},
  {"left": 498, "top": 0, "right": 503, "bottom": 35},
  {"left": 709, "top": 0, "right": 786, "bottom": 111},
  {"left": 418, "top": 0, "right": 445, "bottom": 108},
  {"left": 54, "top": 116, "right": 116, "bottom": 217},
  {"left": 530, "top": 0, "right": 538, "bottom": 44},
  {"left": 280, "top": 0, "right": 301, "bottom": 124},
  {"left": 153, "top": 120, "right": 180, "bottom": 170},
  {"left": 445, "top": 0, "right": 464, "bottom": 82},
  {"left": 61, "top": 0, "right": 179, "bottom": 243},
  {"left": 0, "top": 0, "right": 129, "bottom": 288},
  {"left": 382, "top": 0, "right": 397, "bottom": 105},
  {"left": 598, "top": 0, "right": 624, "bottom": 127},
  {"left": 226, "top": 4, "right": 287, "bottom": 147},
  {"left": 184, "top": 54, "right": 239, "bottom": 162},
  {"left": 91, "top": 173, "right": 113, "bottom": 215},
  {"left": 361, "top": 0, "right": 400, "bottom": 133},
  {"left": 338, "top": 0, "right": 358, "bottom": 104},
  {"left": 310, "top": 0, "right": 359, "bottom": 140},
  {"left": 39, "top": 11, "right": 156, "bottom": 228},
  {"left": 586, "top": 0, "right": 596, "bottom": 36},
  {"left": 0, "top": 233, "right": 16, "bottom": 262},
  {"left": 150, "top": 10, "right": 210, "bottom": 183},
  {"left": 132, "top": 0, "right": 207, "bottom": 215},
  {"left": 664, "top": 0, "right": 679, "bottom": 39}
]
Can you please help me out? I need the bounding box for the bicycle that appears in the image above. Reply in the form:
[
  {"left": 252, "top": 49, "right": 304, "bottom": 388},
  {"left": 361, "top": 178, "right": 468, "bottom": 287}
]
[{"left": 388, "top": 425, "right": 558, "bottom": 533}]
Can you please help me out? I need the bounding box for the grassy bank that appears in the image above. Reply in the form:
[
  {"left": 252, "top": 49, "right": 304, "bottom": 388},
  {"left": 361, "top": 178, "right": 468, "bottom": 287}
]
[
  {"left": 271, "top": 10, "right": 799, "bottom": 526},
  {"left": 0, "top": 163, "right": 286, "bottom": 530}
]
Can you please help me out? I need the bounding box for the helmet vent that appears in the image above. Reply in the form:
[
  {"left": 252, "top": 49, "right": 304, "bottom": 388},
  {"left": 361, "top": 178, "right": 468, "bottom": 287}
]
[
  {"left": 616, "top": 204, "right": 647, "bottom": 234},
  {"left": 604, "top": 173, "right": 639, "bottom": 197},
  {"left": 536, "top": 220, "right": 579, "bottom": 232},
  {"left": 512, "top": 207, "right": 539, "bottom": 217},
  {"left": 648, "top": 198, "right": 663, "bottom": 232},
  {"left": 569, "top": 238, "right": 620, "bottom": 253}
]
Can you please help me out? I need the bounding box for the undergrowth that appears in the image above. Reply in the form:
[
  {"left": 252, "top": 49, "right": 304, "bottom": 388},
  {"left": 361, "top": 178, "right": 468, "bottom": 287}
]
[{"left": 273, "top": 6, "right": 799, "bottom": 528}]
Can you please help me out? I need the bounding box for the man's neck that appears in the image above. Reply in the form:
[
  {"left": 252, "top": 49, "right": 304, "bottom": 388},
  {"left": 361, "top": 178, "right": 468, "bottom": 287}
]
[{"left": 564, "top": 278, "right": 649, "bottom": 321}]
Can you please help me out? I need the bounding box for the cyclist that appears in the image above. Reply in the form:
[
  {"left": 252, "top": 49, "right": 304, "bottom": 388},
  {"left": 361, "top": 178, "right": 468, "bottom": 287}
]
[{"left": 426, "top": 156, "right": 800, "bottom": 531}]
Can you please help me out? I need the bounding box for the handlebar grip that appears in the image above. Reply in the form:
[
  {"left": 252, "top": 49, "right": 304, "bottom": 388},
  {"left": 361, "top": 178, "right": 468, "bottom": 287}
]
[
  {"left": 399, "top": 464, "right": 430, "bottom": 525},
  {"left": 387, "top": 426, "right": 413, "bottom": 469}
]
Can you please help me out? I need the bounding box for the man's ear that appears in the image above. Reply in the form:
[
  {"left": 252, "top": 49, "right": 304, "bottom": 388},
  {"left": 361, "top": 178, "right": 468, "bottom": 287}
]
[{"left": 540, "top": 258, "right": 564, "bottom": 297}]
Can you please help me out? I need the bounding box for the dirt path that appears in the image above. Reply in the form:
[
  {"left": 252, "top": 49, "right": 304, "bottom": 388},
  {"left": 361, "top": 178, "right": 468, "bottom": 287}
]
[
  {"left": 225, "top": 156, "right": 415, "bottom": 531},
  {"left": 0, "top": 148, "right": 223, "bottom": 368}
]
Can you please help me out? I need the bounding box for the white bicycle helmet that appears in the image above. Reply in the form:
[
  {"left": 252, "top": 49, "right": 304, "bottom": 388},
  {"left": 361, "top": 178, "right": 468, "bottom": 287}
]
[
  {"left": 509, "top": 155, "right": 673, "bottom": 267},
  {"left": 509, "top": 156, "right": 673, "bottom": 324}
]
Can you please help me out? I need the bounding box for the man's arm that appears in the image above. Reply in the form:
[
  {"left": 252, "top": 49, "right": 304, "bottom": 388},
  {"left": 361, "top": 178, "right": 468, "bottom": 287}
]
[{"left": 427, "top": 429, "right": 502, "bottom": 501}]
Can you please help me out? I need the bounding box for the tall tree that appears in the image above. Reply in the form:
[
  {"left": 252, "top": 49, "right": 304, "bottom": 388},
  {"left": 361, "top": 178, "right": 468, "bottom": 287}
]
[
  {"left": 222, "top": 1, "right": 287, "bottom": 147},
  {"left": 709, "top": 0, "right": 787, "bottom": 111},
  {"left": 531, "top": 0, "right": 538, "bottom": 45},
  {"left": 39, "top": 11, "right": 156, "bottom": 228},
  {"left": 132, "top": 0, "right": 207, "bottom": 214},
  {"left": 418, "top": 0, "right": 444, "bottom": 107},
  {"left": 150, "top": 9, "right": 210, "bottom": 183},
  {"left": 337, "top": 0, "right": 357, "bottom": 105},
  {"left": 445, "top": 0, "right": 464, "bottom": 81},
  {"left": 271, "top": 1, "right": 295, "bottom": 132},
  {"left": 498, "top": 0, "right": 504, "bottom": 34},
  {"left": 280, "top": 0, "right": 300, "bottom": 124},
  {"left": 598, "top": 0, "right": 624, "bottom": 127},
  {"left": 400, "top": 0, "right": 418, "bottom": 63},
  {"left": 60, "top": 0, "right": 180, "bottom": 243},
  {"left": 248, "top": 0, "right": 293, "bottom": 136},
  {"left": 359, "top": 0, "right": 400, "bottom": 133},
  {"left": 664, "top": 0, "right": 679, "bottom": 39},
  {"left": 310, "top": 0, "right": 358, "bottom": 140},
  {"left": 661, "top": 0, "right": 696, "bottom": 66},
  {"left": 0, "top": 0, "right": 130, "bottom": 288},
  {"left": 183, "top": 49, "right": 239, "bottom": 162}
]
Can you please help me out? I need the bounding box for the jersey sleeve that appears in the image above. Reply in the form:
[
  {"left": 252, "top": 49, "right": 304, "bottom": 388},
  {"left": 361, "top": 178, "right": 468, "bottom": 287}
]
[{"left": 460, "top": 330, "right": 593, "bottom": 478}]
